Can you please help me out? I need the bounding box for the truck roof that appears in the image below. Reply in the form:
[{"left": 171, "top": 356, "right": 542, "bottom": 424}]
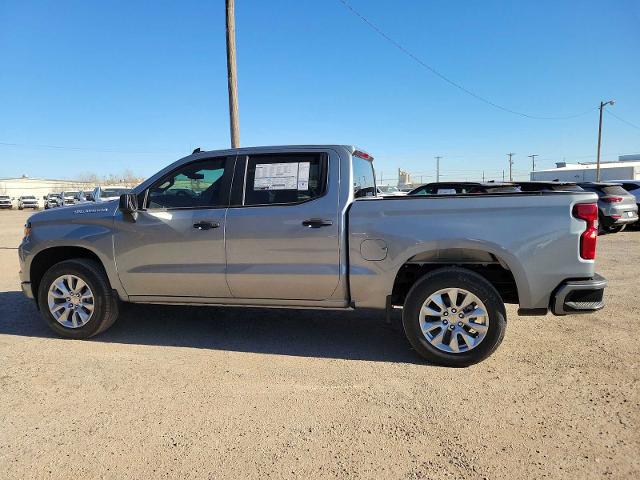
[{"left": 190, "top": 145, "right": 360, "bottom": 157}]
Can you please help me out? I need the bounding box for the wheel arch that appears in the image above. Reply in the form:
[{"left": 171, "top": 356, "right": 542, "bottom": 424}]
[
  {"left": 29, "top": 246, "right": 119, "bottom": 301},
  {"left": 390, "top": 245, "right": 528, "bottom": 307}
]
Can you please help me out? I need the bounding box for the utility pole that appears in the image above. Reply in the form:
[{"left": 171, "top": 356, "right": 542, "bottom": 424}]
[
  {"left": 596, "top": 100, "right": 615, "bottom": 181},
  {"left": 528, "top": 154, "right": 538, "bottom": 172},
  {"left": 482, "top": 171, "right": 485, "bottom": 182},
  {"left": 435, "top": 156, "right": 442, "bottom": 182},
  {"left": 507, "top": 153, "right": 515, "bottom": 181},
  {"left": 225, "top": 0, "right": 240, "bottom": 148}
]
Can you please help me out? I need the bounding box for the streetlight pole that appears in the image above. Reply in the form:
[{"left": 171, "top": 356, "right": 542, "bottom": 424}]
[
  {"left": 435, "top": 156, "right": 442, "bottom": 182},
  {"left": 596, "top": 100, "right": 615, "bottom": 182},
  {"left": 507, "top": 153, "right": 515, "bottom": 181},
  {"left": 225, "top": 0, "right": 240, "bottom": 148},
  {"left": 528, "top": 154, "right": 538, "bottom": 173}
]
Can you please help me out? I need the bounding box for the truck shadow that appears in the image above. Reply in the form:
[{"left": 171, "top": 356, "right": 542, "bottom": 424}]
[{"left": 0, "top": 291, "right": 424, "bottom": 364}]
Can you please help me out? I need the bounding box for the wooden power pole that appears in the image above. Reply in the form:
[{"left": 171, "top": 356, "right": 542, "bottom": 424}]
[{"left": 226, "top": 0, "right": 240, "bottom": 148}]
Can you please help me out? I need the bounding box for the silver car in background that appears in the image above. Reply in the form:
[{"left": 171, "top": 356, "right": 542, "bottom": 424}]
[
  {"left": 92, "top": 186, "right": 131, "bottom": 203},
  {"left": 0, "top": 195, "right": 12, "bottom": 209},
  {"left": 44, "top": 194, "right": 62, "bottom": 209},
  {"left": 578, "top": 182, "right": 639, "bottom": 232},
  {"left": 18, "top": 196, "right": 39, "bottom": 210}
]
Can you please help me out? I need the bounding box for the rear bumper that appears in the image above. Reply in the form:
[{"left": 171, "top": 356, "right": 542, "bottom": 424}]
[
  {"left": 550, "top": 273, "right": 607, "bottom": 315},
  {"left": 609, "top": 215, "right": 638, "bottom": 225}
]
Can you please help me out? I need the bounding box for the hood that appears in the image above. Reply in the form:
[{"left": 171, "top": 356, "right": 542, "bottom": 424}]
[{"left": 28, "top": 199, "right": 119, "bottom": 225}]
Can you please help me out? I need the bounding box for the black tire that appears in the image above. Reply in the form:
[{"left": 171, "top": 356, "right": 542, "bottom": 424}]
[
  {"left": 402, "top": 267, "right": 507, "bottom": 367},
  {"left": 37, "top": 259, "right": 119, "bottom": 339}
]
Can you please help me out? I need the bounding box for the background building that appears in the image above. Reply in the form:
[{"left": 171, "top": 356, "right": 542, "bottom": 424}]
[{"left": 531, "top": 154, "right": 640, "bottom": 182}]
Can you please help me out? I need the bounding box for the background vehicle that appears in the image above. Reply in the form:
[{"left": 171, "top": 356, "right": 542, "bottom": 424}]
[
  {"left": 408, "top": 181, "right": 519, "bottom": 195},
  {"left": 613, "top": 180, "right": 640, "bottom": 228},
  {"left": 0, "top": 195, "right": 12, "bottom": 209},
  {"left": 92, "top": 186, "right": 131, "bottom": 203},
  {"left": 19, "top": 145, "right": 606, "bottom": 367},
  {"left": 578, "top": 182, "right": 638, "bottom": 233},
  {"left": 512, "top": 181, "right": 583, "bottom": 192},
  {"left": 44, "top": 194, "right": 61, "bottom": 209},
  {"left": 18, "top": 195, "right": 39, "bottom": 210},
  {"left": 611, "top": 180, "right": 640, "bottom": 207},
  {"left": 59, "top": 191, "right": 84, "bottom": 206},
  {"left": 376, "top": 185, "right": 406, "bottom": 196}
]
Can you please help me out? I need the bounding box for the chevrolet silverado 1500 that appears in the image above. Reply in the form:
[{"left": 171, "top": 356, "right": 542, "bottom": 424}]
[{"left": 18, "top": 145, "right": 607, "bottom": 366}]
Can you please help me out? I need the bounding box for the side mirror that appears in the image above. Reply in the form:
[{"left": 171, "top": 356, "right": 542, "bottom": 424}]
[{"left": 119, "top": 193, "right": 138, "bottom": 215}]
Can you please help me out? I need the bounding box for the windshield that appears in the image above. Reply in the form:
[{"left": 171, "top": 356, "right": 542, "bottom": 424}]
[
  {"left": 378, "top": 186, "right": 399, "bottom": 193},
  {"left": 22, "top": 196, "right": 36, "bottom": 199}
]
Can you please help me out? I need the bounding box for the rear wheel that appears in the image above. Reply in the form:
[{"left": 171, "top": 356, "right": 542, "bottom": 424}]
[
  {"left": 37, "top": 259, "right": 119, "bottom": 339},
  {"left": 402, "top": 267, "right": 507, "bottom": 367}
]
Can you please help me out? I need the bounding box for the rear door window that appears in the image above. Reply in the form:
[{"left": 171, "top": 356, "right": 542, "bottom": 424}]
[{"left": 243, "top": 153, "right": 327, "bottom": 206}]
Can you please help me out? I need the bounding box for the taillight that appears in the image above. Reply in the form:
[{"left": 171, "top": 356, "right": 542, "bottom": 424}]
[
  {"left": 573, "top": 203, "right": 598, "bottom": 260},
  {"left": 601, "top": 196, "right": 623, "bottom": 203}
]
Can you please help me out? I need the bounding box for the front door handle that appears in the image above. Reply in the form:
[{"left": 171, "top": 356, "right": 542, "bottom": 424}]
[
  {"left": 193, "top": 221, "right": 220, "bottom": 230},
  {"left": 302, "top": 218, "right": 333, "bottom": 228}
]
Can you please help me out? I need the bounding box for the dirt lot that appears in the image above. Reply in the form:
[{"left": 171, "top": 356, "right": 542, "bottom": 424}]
[{"left": 0, "top": 209, "right": 637, "bottom": 479}]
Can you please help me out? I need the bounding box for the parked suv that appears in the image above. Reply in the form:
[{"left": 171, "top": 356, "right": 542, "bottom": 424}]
[
  {"left": 408, "top": 182, "right": 519, "bottom": 195},
  {"left": 18, "top": 195, "right": 39, "bottom": 210},
  {"left": 92, "top": 186, "right": 131, "bottom": 203},
  {"left": 578, "top": 182, "right": 638, "bottom": 232},
  {"left": 59, "top": 191, "right": 84, "bottom": 206},
  {"left": 44, "top": 194, "right": 61, "bottom": 209},
  {"left": 512, "top": 181, "right": 583, "bottom": 192},
  {"left": 0, "top": 195, "right": 12, "bottom": 209}
]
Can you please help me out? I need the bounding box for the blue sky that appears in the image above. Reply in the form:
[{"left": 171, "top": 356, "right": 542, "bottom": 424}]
[{"left": 1, "top": 0, "right": 639, "bottom": 182}]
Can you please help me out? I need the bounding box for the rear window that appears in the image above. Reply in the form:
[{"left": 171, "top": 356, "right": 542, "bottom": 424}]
[
  {"left": 599, "top": 185, "right": 629, "bottom": 196},
  {"left": 353, "top": 156, "right": 376, "bottom": 198}
]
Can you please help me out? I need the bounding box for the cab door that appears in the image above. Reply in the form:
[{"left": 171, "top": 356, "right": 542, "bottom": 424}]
[
  {"left": 224, "top": 151, "right": 341, "bottom": 300},
  {"left": 113, "top": 156, "right": 233, "bottom": 299}
]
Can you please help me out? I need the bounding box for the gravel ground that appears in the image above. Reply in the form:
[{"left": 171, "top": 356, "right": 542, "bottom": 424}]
[{"left": 0, "top": 209, "right": 638, "bottom": 479}]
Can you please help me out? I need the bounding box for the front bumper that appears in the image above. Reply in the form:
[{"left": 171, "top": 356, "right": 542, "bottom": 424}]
[
  {"left": 21, "top": 281, "right": 34, "bottom": 299},
  {"left": 551, "top": 273, "right": 607, "bottom": 315}
]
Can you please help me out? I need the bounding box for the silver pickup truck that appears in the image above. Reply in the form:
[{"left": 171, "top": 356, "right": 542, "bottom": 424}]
[{"left": 18, "top": 145, "right": 606, "bottom": 366}]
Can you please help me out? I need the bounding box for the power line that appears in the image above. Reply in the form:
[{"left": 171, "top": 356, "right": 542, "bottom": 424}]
[
  {"left": 605, "top": 110, "right": 640, "bottom": 131},
  {"left": 0, "top": 141, "right": 179, "bottom": 155},
  {"left": 337, "top": 0, "right": 598, "bottom": 120}
]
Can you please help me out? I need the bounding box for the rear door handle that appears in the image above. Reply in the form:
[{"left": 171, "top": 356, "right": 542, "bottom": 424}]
[
  {"left": 302, "top": 218, "right": 333, "bottom": 228},
  {"left": 193, "top": 221, "right": 220, "bottom": 230}
]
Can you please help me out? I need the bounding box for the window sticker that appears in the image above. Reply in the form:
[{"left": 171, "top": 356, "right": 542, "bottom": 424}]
[
  {"left": 297, "top": 162, "right": 310, "bottom": 190},
  {"left": 254, "top": 162, "right": 311, "bottom": 191}
]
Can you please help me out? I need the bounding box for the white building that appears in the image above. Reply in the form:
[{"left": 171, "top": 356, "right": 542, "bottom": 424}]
[{"left": 531, "top": 154, "right": 640, "bottom": 182}]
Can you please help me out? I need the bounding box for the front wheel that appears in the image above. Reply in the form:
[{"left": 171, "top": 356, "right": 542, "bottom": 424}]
[
  {"left": 37, "top": 259, "right": 119, "bottom": 339},
  {"left": 402, "top": 267, "right": 507, "bottom": 367}
]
